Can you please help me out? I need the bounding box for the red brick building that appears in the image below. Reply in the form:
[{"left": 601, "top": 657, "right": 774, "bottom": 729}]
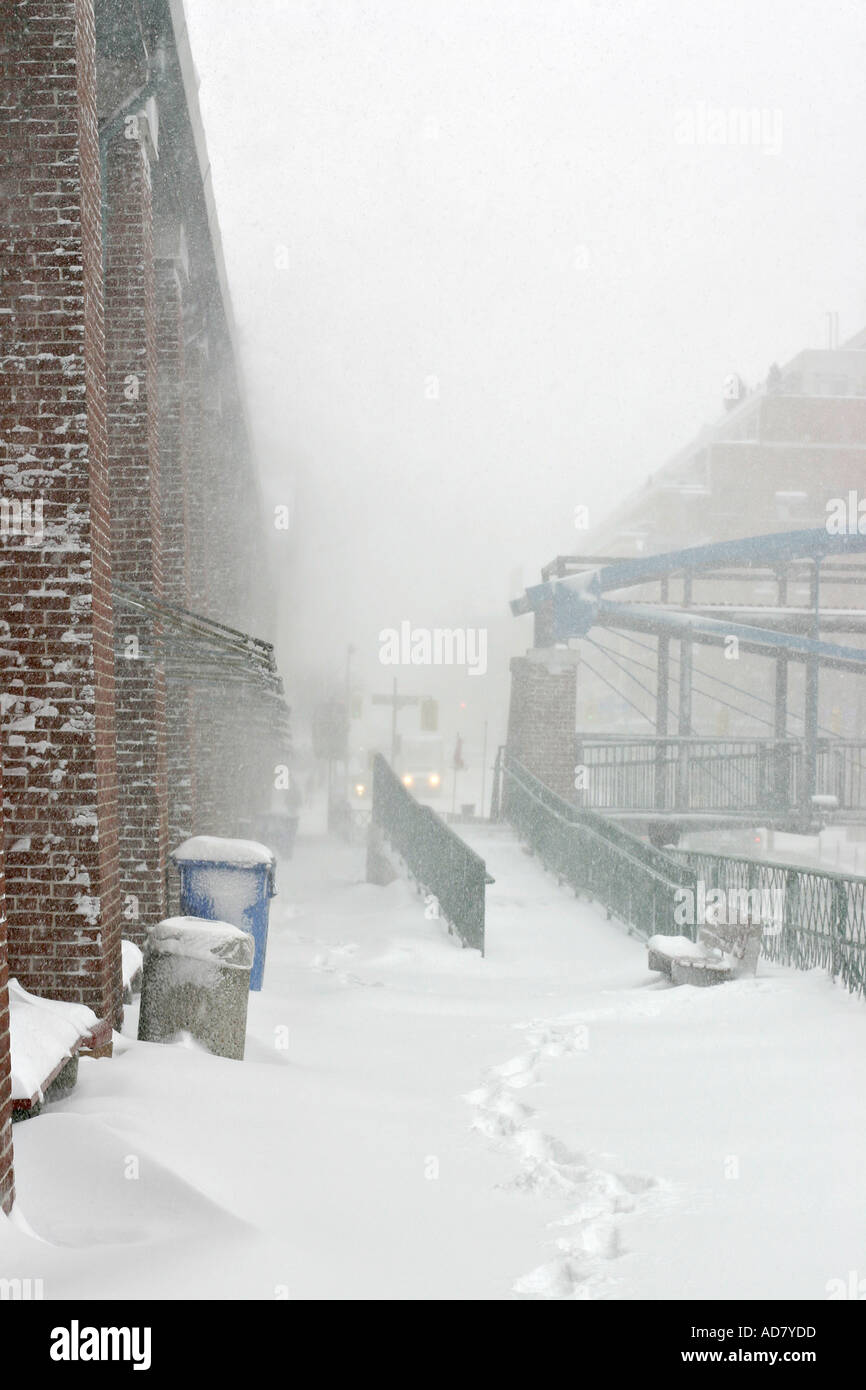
[{"left": 0, "top": 0, "right": 287, "bottom": 1215}]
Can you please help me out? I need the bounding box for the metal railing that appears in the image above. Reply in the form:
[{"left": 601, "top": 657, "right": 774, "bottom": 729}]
[
  {"left": 668, "top": 847, "right": 866, "bottom": 999},
  {"left": 503, "top": 751, "right": 866, "bottom": 997},
  {"left": 573, "top": 736, "right": 866, "bottom": 814},
  {"left": 370, "top": 753, "right": 487, "bottom": 954},
  {"left": 502, "top": 752, "right": 697, "bottom": 941}
]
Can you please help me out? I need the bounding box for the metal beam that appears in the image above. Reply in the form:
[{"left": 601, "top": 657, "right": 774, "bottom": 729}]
[
  {"left": 676, "top": 575, "right": 693, "bottom": 808},
  {"left": 804, "top": 564, "right": 821, "bottom": 811},
  {"left": 594, "top": 600, "right": 866, "bottom": 673},
  {"left": 565, "top": 529, "right": 866, "bottom": 594},
  {"left": 655, "top": 576, "right": 670, "bottom": 809},
  {"left": 572, "top": 604, "right": 866, "bottom": 635},
  {"left": 542, "top": 555, "right": 866, "bottom": 584},
  {"left": 774, "top": 569, "right": 790, "bottom": 808}
]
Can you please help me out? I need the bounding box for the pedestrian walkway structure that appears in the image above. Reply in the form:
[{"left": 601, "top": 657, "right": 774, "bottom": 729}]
[{"left": 508, "top": 529, "right": 866, "bottom": 831}]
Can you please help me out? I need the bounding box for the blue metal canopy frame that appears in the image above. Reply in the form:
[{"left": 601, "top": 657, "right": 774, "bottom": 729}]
[
  {"left": 511, "top": 529, "right": 866, "bottom": 818},
  {"left": 514, "top": 529, "right": 866, "bottom": 665}
]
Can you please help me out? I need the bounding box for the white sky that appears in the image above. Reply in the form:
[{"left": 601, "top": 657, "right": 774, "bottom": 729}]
[{"left": 184, "top": 0, "right": 866, "bottom": 693}]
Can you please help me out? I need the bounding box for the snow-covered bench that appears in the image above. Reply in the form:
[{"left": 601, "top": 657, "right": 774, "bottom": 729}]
[
  {"left": 9, "top": 979, "right": 112, "bottom": 1119},
  {"left": 647, "top": 920, "right": 763, "bottom": 988}
]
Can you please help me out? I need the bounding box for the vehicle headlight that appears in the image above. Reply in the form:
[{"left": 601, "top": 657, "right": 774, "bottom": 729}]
[
  {"left": 428, "top": 773, "right": 441, "bottom": 787},
  {"left": 354, "top": 783, "right": 366, "bottom": 797},
  {"left": 402, "top": 774, "right": 414, "bottom": 787}
]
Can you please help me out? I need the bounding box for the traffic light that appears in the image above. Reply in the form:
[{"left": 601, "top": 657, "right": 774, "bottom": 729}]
[{"left": 420, "top": 697, "right": 438, "bottom": 732}]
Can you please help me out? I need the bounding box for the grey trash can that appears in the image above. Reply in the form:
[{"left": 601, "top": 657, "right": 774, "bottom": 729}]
[{"left": 137, "top": 916, "right": 254, "bottom": 1060}]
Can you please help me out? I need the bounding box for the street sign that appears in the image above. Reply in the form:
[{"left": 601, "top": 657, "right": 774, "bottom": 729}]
[
  {"left": 372, "top": 682, "right": 421, "bottom": 764},
  {"left": 372, "top": 693, "right": 420, "bottom": 707}
]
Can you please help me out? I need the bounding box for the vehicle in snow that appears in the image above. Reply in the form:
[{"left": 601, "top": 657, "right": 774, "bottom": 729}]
[
  {"left": 349, "top": 765, "right": 371, "bottom": 807},
  {"left": 396, "top": 734, "right": 445, "bottom": 797}
]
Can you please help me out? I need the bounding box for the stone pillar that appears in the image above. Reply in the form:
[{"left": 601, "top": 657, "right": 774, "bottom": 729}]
[
  {"left": 104, "top": 122, "right": 167, "bottom": 944},
  {"left": 0, "top": 0, "right": 122, "bottom": 1025},
  {"left": 506, "top": 653, "right": 577, "bottom": 801}
]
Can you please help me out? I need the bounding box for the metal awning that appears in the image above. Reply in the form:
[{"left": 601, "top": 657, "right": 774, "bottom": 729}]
[{"left": 112, "top": 584, "right": 290, "bottom": 731}]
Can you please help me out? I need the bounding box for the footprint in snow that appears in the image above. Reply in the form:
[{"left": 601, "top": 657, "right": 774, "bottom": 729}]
[{"left": 465, "top": 1018, "right": 663, "bottom": 1300}]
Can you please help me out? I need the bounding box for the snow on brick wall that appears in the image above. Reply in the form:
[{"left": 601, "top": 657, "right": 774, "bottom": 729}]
[
  {"left": 156, "top": 263, "right": 195, "bottom": 855},
  {"left": 104, "top": 131, "right": 167, "bottom": 943},
  {"left": 1, "top": 0, "right": 278, "bottom": 1000},
  {"left": 183, "top": 340, "right": 209, "bottom": 621},
  {"left": 0, "top": 0, "right": 122, "bottom": 1027},
  {"left": 156, "top": 263, "right": 190, "bottom": 610}
]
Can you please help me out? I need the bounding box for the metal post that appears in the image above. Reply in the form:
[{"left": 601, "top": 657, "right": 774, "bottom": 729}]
[
  {"left": 774, "top": 568, "right": 789, "bottom": 809},
  {"left": 655, "top": 576, "right": 670, "bottom": 811},
  {"left": 344, "top": 643, "right": 354, "bottom": 802},
  {"left": 489, "top": 746, "right": 503, "bottom": 822},
  {"left": 804, "top": 562, "right": 820, "bottom": 817},
  {"left": 390, "top": 676, "right": 398, "bottom": 766},
  {"left": 481, "top": 718, "right": 489, "bottom": 819},
  {"left": 676, "top": 575, "right": 692, "bottom": 809}
]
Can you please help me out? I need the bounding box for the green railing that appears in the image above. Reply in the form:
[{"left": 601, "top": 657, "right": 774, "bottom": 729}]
[
  {"left": 500, "top": 751, "right": 866, "bottom": 996},
  {"left": 502, "top": 753, "right": 697, "bottom": 941},
  {"left": 572, "top": 735, "right": 866, "bottom": 815},
  {"left": 668, "top": 848, "right": 866, "bottom": 999},
  {"left": 369, "top": 753, "right": 487, "bottom": 954}
]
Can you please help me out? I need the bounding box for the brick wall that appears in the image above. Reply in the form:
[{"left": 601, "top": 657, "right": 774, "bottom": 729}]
[
  {"left": 155, "top": 260, "right": 194, "bottom": 856},
  {"left": 186, "top": 360, "right": 277, "bottom": 837},
  {"left": 0, "top": 0, "right": 281, "bottom": 1017},
  {"left": 185, "top": 365, "right": 258, "bottom": 836},
  {"left": 190, "top": 686, "right": 244, "bottom": 836},
  {"left": 155, "top": 263, "right": 190, "bottom": 607},
  {"left": 0, "top": 759, "right": 13, "bottom": 1215},
  {"left": 709, "top": 442, "right": 866, "bottom": 527},
  {"left": 0, "top": 0, "right": 122, "bottom": 1025},
  {"left": 506, "top": 655, "right": 577, "bottom": 801},
  {"left": 104, "top": 131, "right": 167, "bottom": 943},
  {"left": 759, "top": 394, "right": 866, "bottom": 447},
  {"left": 197, "top": 371, "right": 231, "bottom": 625},
  {"left": 184, "top": 339, "right": 210, "bottom": 619}
]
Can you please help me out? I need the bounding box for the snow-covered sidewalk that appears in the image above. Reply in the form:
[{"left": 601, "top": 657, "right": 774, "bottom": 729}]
[{"left": 2, "top": 824, "right": 865, "bottom": 1299}]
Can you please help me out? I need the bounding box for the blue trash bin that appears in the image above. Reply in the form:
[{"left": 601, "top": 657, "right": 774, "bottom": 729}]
[{"left": 170, "top": 837, "right": 277, "bottom": 991}]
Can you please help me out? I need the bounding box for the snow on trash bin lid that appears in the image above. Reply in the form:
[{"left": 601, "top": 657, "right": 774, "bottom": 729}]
[
  {"left": 170, "top": 835, "right": 275, "bottom": 869},
  {"left": 146, "top": 916, "right": 255, "bottom": 970}
]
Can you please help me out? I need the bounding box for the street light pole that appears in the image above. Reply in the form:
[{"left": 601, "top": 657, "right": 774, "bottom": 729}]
[
  {"left": 344, "top": 643, "right": 354, "bottom": 801},
  {"left": 481, "top": 718, "right": 488, "bottom": 818}
]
